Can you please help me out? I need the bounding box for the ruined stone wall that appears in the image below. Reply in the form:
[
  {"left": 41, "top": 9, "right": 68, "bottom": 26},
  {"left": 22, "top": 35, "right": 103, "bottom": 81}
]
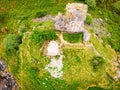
[{"left": 54, "top": 3, "right": 90, "bottom": 42}]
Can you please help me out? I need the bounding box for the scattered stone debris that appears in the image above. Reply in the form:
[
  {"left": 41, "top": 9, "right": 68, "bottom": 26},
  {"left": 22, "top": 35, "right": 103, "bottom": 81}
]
[
  {"left": 54, "top": 3, "right": 90, "bottom": 42},
  {"left": 45, "top": 40, "right": 64, "bottom": 78},
  {"left": 32, "top": 15, "right": 54, "bottom": 22},
  {"left": 46, "top": 41, "right": 60, "bottom": 57},
  {"left": 114, "top": 70, "right": 120, "bottom": 81},
  {"left": 45, "top": 55, "right": 64, "bottom": 78},
  {"left": 114, "top": 62, "right": 119, "bottom": 67},
  {"left": 0, "top": 60, "right": 18, "bottom": 90},
  {"left": 91, "top": 18, "right": 111, "bottom": 38},
  {"left": 114, "top": 54, "right": 120, "bottom": 81}
]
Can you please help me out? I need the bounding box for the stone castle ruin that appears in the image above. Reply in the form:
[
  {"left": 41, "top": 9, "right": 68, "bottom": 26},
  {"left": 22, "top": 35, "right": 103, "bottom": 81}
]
[{"left": 54, "top": 3, "right": 90, "bottom": 41}]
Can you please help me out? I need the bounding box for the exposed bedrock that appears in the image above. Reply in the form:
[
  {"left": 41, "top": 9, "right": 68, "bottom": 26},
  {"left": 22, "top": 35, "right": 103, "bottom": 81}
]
[{"left": 0, "top": 60, "right": 18, "bottom": 90}]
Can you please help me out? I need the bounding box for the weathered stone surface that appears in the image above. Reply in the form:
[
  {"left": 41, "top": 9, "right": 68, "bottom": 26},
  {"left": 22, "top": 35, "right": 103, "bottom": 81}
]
[
  {"left": 46, "top": 41, "right": 60, "bottom": 57},
  {"left": 45, "top": 41, "right": 63, "bottom": 78},
  {"left": 0, "top": 60, "right": 6, "bottom": 71},
  {"left": 45, "top": 55, "right": 64, "bottom": 78},
  {"left": 54, "top": 3, "right": 90, "bottom": 41},
  {"left": 83, "top": 30, "right": 90, "bottom": 42},
  {"left": 0, "top": 60, "right": 18, "bottom": 90}
]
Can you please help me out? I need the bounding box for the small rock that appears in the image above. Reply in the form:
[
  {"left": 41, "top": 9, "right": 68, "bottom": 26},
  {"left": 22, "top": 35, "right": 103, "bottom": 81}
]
[
  {"left": 114, "top": 62, "right": 119, "bottom": 67},
  {"left": 0, "top": 60, "right": 6, "bottom": 71},
  {"left": 114, "top": 70, "right": 120, "bottom": 81},
  {"left": 98, "top": 18, "right": 103, "bottom": 25}
]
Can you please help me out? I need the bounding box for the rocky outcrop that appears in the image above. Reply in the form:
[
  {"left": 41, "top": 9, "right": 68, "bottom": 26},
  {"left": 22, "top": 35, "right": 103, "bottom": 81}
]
[
  {"left": 0, "top": 60, "right": 18, "bottom": 90},
  {"left": 54, "top": 3, "right": 90, "bottom": 41}
]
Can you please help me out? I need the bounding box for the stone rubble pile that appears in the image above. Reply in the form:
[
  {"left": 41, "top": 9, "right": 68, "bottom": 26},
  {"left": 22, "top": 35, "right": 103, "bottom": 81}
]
[
  {"left": 54, "top": 3, "right": 90, "bottom": 41},
  {"left": 45, "top": 55, "right": 63, "bottom": 78},
  {"left": 0, "top": 60, "right": 18, "bottom": 90},
  {"left": 92, "top": 18, "right": 111, "bottom": 37},
  {"left": 45, "top": 41, "right": 63, "bottom": 78}
]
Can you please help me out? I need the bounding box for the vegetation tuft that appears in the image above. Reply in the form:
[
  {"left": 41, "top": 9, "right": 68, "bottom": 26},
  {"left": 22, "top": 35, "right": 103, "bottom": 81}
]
[
  {"left": 85, "top": 15, "right": 93, "bottom": 25},
  {"left": 2, "top": 34, "right": 21, "bottom": 52},
  {"left": 85, "top": 0, "right": 96, "bottom": 8},
  {"left": 112, "top": 1, "right": 120, "bottom": 14},
  {"left": 55, "top": 55, "right": 60, "bottom": 60},
  {"left": 90, "top": 56, "right": 105, "bottom": 71},
  {"left": 35, "top": 11, "right": 47, "bottom": 18},
  {"left": 63, "top": 32, "right": 83, "bottom": 43},
  {"left": 30, "top": 29, "right": 57, "bottom": 45}
]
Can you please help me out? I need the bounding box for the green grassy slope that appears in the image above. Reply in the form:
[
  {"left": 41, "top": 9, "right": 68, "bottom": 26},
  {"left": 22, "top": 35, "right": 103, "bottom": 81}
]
[{"left": 0, "top": 0, "right": 120, "bottom": 90}]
